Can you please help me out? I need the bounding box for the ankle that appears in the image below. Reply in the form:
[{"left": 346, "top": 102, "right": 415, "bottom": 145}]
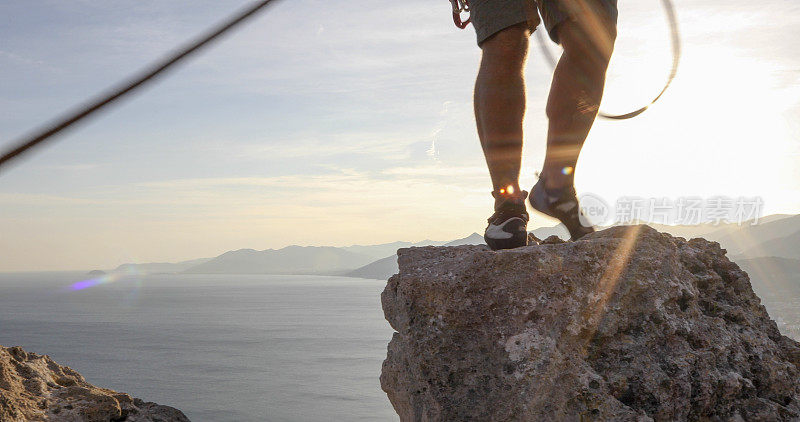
[
  {"left": 492, "top": 184, "right": 526, "bottom": 210},
  {"left": 492, "top": 183, "right": 521, "bottom": 197},
  {"left": 541, "top": 166, "right": 575, "bottom": 190}
]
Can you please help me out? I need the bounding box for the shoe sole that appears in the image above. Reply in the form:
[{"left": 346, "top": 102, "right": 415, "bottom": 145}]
[
  {"left": 529, "top": 181, "right": 594, "bottom": 241},
  {"left": 484, "top": 217, "right": 529, "bottom": 250}
]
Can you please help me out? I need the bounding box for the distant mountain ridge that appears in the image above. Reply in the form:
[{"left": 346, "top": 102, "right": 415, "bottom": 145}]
[
  {"left": 340, "top": 239, "right": 448, "bottom": 260},
  {"left": 346, "top": 233, "right": 488, "bottom": 280},
  {"left": 736, "top": 256, "right": 800, "bottom": 299},
  {"left": 115, "top": 258, "right": 212, "bottom": 274},
  {"left": 737, "top": 230, "right": 800, "bottom": 260},
  {"left": 700, "top": 214, "right": 800, "bottom": 256},
  {"left": 183, "top": 246, "right": 374, "bottom": 275},
  {"left": 346, "top": 255, "right": 398, "bottom": 280},
  {"left": 100, "top": 214, "right": 800, "bottom": 283}
]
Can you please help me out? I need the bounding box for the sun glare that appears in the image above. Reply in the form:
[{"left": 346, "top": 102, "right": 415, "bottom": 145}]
[{"left": 578, "top": 42, "right": 797, "bottom": 213}]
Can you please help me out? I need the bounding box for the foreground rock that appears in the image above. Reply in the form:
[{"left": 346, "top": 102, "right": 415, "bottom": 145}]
[
  {"left": 0, "top": 346, "right": 189, "bottom": 421},
  {"left": 381, "top": 225, "right": 800, "bottom": 421}
]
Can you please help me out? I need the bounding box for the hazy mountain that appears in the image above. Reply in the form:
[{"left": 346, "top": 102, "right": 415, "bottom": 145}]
[
  {"left": 531, "top": 221, "right": 721, "bottom": 242},
  {"left": 531, "top": 222, "right": 716, "bottom": 242},
  {"left": 106, "top": 214, "right": 799, "bottom": 279},
  {"left": 736, "top": 255, "right": 800, "bottom": 339},
  {"left": 736, "top": 230, "right": 800, "bottom": 260},
  {"left": 599, "top": 215, "right": 793, "bottom": 245},
  {"left": 642, "top": 223, "right": 726, "bottom": 241},
  {"left": 347, "top": 233, "right": 487, "bottom": 280},
  {"left": 444, "top": 233, "right": 486, "bottom": 247},
  {"left": 531, "top": 225, "right": 570, "bottom": 240},
  {"left": 346, "top": 255, "right": 398, "bottom": 280},
  {"left": 343, "top": 222, "right": 776, "bottom": 281},
  {"left": 114, "top": 258, "right": 212, "bottom": 274},
  {"left": 590, "top": 215, "right": 800, "bottom": 256},
  {"left": 737, "top": 257, "right": 800, "bottom": 298},
  {"left": 703, "top": 214, "right": 800, "bottom": 255},
  {"left": 183, "top": 246, "right": 374, "bottom": 275},
  {"left": 340, "top": 239, "right": 448, "bottom": 260},
  {"left": 340, "top": 242, "right": 415, "bottom": 260}
]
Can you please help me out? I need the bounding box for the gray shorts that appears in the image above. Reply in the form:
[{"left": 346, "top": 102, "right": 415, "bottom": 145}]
[{"left": 470, "top": 0, "right": 618, "bottom": 46}]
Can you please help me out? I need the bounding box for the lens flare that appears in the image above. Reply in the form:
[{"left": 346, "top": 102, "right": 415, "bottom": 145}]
[
  {"left": 580, "top": 224, "right": 641, "bottom": 352},
  {"left": 69, "top": 273, "right": 122, "bottom": 291},
  {"left": 562, "top": 166, "right": 574, "bottom": 176},
  {"left": 68, "top": 266, "right": 140, "bottom": 291}
]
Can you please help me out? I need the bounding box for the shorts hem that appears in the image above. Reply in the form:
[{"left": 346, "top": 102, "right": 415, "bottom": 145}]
[{"left": 476, "top": 18, "right": 536, "bottom": 46}]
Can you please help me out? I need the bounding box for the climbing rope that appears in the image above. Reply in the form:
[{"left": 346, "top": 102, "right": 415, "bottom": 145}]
[
  {"left": 452, "top": 0, "right": 682, "bottom": 121},
  {"left": 0, "top": 0, "right": 680, "bottom": 173},
  {"left": 537, "top": 0, "right": 681, "bottom": 120},
  {"left": 0, "top": 0, "right": 278, "bottom": 173}
]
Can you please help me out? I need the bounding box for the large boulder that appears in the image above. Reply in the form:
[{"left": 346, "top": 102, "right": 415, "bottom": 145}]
[
  {"left": 380, "top": 225, "right": 800, "bottom": 421},
  {"left": 0, "top": 345, "right": 189, "bottom": 421}
]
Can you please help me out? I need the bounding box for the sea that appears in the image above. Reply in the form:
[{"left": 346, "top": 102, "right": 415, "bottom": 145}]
[{"left": 0, "top": 272, "right": 399, "bottom": 421}]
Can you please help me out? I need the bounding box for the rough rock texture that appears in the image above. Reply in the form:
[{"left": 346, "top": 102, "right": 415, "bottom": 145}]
[
  {"left": 381, "top": 225, "right": 800, "bottom": 421},
  {"left": 0, "top": 346, "right": 189, "bottom": 421}
]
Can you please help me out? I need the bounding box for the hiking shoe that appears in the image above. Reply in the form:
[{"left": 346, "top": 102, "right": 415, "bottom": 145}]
[
  {"left": 484, "top": 188, "right": 529, "bottom": 251},
  {"left": 529, "top": 176, "right": 594, "bottom": 241}
]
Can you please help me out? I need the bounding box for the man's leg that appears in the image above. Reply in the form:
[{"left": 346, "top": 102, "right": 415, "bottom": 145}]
[
  {"left": 540, "top": 16, "right": 617, "bottom": 190},
  {"left": 476, "top": 23, "right": 533, "bottom": 250},
  {"left": 474, "top": 23, "right": 532, "bottom": 198},
  {"left": 528, "top": 11, "right": 616, "bottom": 241}
]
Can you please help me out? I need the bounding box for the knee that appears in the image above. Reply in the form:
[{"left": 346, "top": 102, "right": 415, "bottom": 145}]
[
  {"left": 480, "top": 24, "right": 530, "bottom": 69},
  {"left": 560, "top": 19, "right": 616, "bottom": 68}
]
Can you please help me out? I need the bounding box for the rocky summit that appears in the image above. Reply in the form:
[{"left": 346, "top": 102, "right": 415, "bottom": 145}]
[
  {"left": 0, "top": 345, "right": 189, "bottom": 421},
  {"left": 380, "top": 225, "right": 800, "bottom": 421}
]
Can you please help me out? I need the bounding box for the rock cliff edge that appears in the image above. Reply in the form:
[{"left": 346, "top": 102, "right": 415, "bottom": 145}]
[
  {"left": 0, "top": 345, "right": 189, "bottom": 421},
  {"left": 381, "top": 225, "right": 800, "bottom": 421}
]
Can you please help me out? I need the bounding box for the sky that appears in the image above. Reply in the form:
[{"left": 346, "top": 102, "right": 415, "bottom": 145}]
[{"left": 1, "top": 0, "right": 799, "bottom": 271}]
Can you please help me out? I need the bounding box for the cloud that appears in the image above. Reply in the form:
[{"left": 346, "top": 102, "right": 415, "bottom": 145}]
[
  {"left": 0, "top": 50, "right": 47, "bottom": 68},
  {"left": 48, "top": 163, "right": 109, "bottom": 171},
  {"left": 381, "top": 165, "right": 485, "bottom": 178},
  {"left": 0, "top": 192, "right": 100, "bottom": 206},
  {"left": 2, "top": 0, "right": 800, "bottom": 270}
]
